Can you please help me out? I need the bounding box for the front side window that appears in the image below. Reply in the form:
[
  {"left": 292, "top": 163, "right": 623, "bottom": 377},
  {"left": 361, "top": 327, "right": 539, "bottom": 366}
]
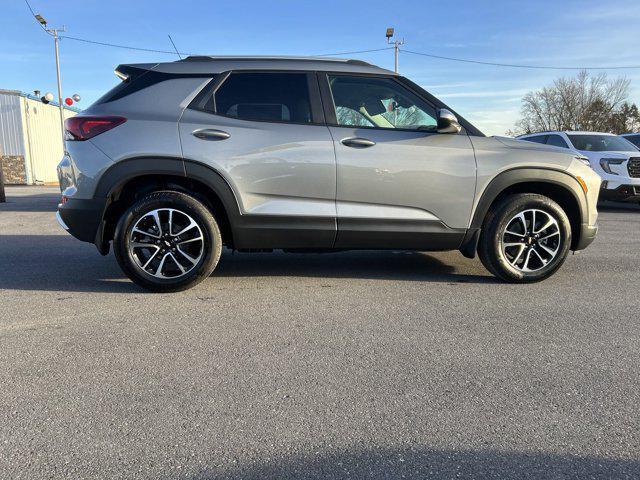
[
  {"left": 567, "top": 134, "right": 638, "bottom": 152},
  {"left": 328, "top": 75, "right": 437, "bottom": 131},
  {"left": 213, "top": 72, "right": 313, "bottom": 123}
]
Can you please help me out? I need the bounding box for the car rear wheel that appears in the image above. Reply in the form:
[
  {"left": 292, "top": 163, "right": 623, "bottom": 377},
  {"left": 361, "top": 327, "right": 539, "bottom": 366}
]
[
  {"left": 478, "top": 193, "right": 572, "bottom": 283},
  {"left": 114, "top": 191, "right": 222, "bottom": 292}
]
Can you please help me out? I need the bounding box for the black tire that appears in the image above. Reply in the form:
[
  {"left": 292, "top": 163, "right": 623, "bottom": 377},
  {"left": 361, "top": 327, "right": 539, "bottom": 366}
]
[
  {"left": 113, "top": 191, "right": 222, "bottom": 292},
  {"left": 478, "top": 193, "right": 572, "bottom": 283}
]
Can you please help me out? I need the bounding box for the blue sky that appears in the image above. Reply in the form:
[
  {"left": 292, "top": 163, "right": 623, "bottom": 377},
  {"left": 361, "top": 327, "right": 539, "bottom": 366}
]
[{"left": 3, "top": 0, "right": 639, "bottom": 135}]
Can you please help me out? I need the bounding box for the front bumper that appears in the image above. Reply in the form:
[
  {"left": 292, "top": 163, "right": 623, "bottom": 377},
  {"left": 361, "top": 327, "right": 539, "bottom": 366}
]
[
  {"left": 576, "top": 223, "right": 598, "bottom": 251},
  {"left": 600, "top": 183, "right": 640, "bottom": 202},
  {"left": 57, "top": 197, "right": 108, "bottom": 252}
]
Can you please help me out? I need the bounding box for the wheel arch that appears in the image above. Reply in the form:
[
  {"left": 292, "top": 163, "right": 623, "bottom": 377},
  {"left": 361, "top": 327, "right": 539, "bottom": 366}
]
[
  {"left": 460, "top": 168, "right": 588, "bottom": 258},
  {"left": 95, "top": 157, "right": 242, "bottom": 253}
]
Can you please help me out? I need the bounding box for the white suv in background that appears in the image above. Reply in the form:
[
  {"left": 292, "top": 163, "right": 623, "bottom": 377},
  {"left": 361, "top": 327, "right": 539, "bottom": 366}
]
[{"left": 519, "top": 131, "right": 640, "bottom": 203}]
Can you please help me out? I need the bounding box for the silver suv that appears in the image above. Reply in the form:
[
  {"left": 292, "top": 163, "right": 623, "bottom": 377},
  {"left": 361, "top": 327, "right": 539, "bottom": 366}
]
[{"left": 57, "top": 56, "right": 600, "bottom": 292}]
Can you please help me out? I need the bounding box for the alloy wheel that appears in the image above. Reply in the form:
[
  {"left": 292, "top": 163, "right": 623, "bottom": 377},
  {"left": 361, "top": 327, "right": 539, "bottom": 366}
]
[
  {"left": 128, "top": 208, "right": 205, "bottom": 279},
  {"left": 501, "top": 208, "right": 561, "bottom": 272}
]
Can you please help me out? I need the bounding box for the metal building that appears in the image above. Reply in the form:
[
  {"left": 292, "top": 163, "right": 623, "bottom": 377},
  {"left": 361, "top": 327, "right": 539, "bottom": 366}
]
[{"left": 0, "top": 89, "right": 78, "bottom": 185}]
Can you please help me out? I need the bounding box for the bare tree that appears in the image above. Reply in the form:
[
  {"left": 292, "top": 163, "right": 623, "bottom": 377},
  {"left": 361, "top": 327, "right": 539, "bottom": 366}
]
[{"left": 512, "top": 71, "right": 634, "bottom": 135}]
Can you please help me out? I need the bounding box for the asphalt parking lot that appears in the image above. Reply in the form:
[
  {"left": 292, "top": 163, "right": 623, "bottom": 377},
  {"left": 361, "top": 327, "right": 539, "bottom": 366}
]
[{"left": 1, "top": 185, "right": 639, "bottom": 479}]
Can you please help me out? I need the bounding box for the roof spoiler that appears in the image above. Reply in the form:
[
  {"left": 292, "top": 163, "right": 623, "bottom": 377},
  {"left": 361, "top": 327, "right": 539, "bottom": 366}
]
[{"left": 114, "top": 63, "right": 158, "bottom": 83}]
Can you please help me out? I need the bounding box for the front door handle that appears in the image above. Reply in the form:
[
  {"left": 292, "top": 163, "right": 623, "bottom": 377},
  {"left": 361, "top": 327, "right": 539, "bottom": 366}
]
[
  {"left": 192, "top": 128, "right": 231, "bottom": 141},
  {"left": 341, "top": 137, "right": 376, "bottom": 148}
]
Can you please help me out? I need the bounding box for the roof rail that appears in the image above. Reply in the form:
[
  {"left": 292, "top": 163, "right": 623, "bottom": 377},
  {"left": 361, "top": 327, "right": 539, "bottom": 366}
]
[{"left": 178, "top": 55, "right": 373, "bottom": 67}]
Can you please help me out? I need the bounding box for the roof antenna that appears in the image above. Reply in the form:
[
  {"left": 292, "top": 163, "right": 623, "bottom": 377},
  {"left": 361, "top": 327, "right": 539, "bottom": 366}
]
[{"left": 167, "top": 34, "right": 182, "bottom": 59}]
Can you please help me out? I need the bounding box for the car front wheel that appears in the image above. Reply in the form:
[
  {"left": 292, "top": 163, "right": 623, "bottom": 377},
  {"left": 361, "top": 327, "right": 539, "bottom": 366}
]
[
  {"left": 478, "top": 193, "right": 572, "bottom": 283},
  {"left": 113, "top": 191, "right": 222, "bottom": 292}
]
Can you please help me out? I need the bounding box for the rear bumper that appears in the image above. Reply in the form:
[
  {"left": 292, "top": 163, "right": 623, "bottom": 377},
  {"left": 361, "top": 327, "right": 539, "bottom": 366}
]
[
  {"left": 57, "top": 197, "right": 107, "bottom": 251},
  {"left": 55, "top": 211, "right": 69, "bottom": 230}
]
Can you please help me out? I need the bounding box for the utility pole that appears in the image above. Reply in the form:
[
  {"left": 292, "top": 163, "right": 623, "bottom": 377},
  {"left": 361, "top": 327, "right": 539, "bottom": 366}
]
[
  {"left": 386, "top": 27, "right": 404, "bottom": 73},
  {"left": 34, "top": 14, "right": 66, "bottom": 140},
  {"left": 52, "top": 28, "right": 65, "bottom": 139}
]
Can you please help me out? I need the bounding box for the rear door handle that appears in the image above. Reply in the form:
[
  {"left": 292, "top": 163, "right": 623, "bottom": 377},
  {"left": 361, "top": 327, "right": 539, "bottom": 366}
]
[
  {"left": 192, "top": 128, "right": 231, "bottom": 141},
  {"left": 341, "top": 137, "right": 376, "bottom": 148}
]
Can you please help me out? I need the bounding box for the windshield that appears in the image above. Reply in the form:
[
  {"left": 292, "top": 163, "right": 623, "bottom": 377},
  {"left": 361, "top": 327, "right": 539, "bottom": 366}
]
[
  {"left": 624, "top": 135, "right": 640, "bottom": 149},
  {"left": 567, "top": 134, "right": 639, "bottom": 152}
]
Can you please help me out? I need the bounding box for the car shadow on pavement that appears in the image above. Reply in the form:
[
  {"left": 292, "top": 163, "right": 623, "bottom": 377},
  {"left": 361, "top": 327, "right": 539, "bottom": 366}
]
[
  {"left": 0, "top": 236, "right": 493, "bottom": 293},
  {"left": 0, "top": 235, "right": 139, "bottom": 294},
  {"left": 215, "top": 249, "right": 495, "bottom": 284},
  {"left": 0, "top": 194, "right": 60, "bottom": 213},
  {"left": 191, "top": 447, "right": 640, "bottom": 480},
  {"left": 598, "top": 201, "right": 640, "bottom": 213}
]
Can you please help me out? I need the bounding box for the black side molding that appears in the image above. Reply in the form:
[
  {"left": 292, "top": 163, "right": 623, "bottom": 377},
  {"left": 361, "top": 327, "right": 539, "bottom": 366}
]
[{"left": 336, "top": 218, "right": 465, "bottom": 251}]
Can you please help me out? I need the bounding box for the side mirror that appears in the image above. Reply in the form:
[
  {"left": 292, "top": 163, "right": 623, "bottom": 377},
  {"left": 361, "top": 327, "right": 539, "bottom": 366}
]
[{"left": 437, "top": 109, "right": 462, "bottom": 134}]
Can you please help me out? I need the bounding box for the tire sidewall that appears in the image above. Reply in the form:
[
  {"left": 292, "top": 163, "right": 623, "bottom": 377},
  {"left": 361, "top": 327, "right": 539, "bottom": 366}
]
[{"left": 114, "top": 191, "right": 221, "bottom": 292}]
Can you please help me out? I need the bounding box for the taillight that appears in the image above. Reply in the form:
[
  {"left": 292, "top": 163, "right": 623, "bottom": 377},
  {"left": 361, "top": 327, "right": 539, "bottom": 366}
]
[{"left": 64, "top": 115, "right": 126, "bottom": 141}]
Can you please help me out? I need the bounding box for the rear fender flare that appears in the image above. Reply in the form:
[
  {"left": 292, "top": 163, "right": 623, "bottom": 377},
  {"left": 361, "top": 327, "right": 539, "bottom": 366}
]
[{"left": 94, "top": 157, "right": 242, "bottom": 250}]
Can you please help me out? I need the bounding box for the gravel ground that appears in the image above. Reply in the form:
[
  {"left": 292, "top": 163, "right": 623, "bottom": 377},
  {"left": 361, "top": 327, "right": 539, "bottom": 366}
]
[{"left": 1, "top": 186, "right": 639, "bottom": 479}]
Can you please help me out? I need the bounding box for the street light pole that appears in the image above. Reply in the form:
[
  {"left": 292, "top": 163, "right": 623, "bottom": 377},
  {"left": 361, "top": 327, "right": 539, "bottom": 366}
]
[
  {"left": 52, "top": 28, "right": 66, "bottom": 140},
  {"left": 34, "top": 14, "right": 66, "bottom": 141},
  {"left": 386, "top": 27, "right": 405, "bottom": 73}
]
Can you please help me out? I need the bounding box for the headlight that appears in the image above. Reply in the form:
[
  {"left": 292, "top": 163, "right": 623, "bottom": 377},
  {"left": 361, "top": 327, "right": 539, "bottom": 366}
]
[{"left": 599, "top": 158, "right": 624, "bottom": 174}]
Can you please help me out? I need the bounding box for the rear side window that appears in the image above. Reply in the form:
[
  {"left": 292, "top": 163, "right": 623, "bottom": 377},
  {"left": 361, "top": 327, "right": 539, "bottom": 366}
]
[
  {"left": 546, "top": 134, "right": 569, "bottom": 148},
  {"left": 522, "top": 135, "right": 548, "bottom": 144},
  {"left": 213, "top": 72, "right": 312, "bottom": 123}
]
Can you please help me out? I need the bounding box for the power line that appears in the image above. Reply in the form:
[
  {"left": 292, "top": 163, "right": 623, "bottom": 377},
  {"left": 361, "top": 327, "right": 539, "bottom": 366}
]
[
  {"left": 400, "top": 48, "right": 640, "bottom": 70},
  {"left": 59, "top": 35, "right": 194, "bottom": 56},
  {"left": 23, "top": 1, "right": 640, "bottom": 71},
  {"left": 51, "top": 34, "right": 640, "bottom": 71},
  {"left": 59, "top": 35, "right": 394, "bottom": 58},
  {"left": 313, "top": 47, "right": 394, "bottom": 57}
]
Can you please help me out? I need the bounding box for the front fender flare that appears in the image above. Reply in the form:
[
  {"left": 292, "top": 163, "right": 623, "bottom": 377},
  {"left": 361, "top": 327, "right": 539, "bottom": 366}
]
[{"left": 459, "top": 167, "right": 588, "bottom": 258}]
